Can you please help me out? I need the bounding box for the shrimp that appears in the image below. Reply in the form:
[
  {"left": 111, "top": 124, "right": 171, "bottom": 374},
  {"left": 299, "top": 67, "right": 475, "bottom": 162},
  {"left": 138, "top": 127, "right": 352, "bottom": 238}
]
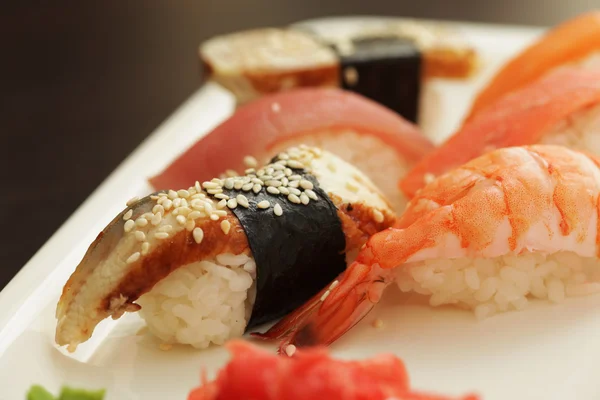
[{"left": 255, "top": 145, "right": 600, "bottom": 352}]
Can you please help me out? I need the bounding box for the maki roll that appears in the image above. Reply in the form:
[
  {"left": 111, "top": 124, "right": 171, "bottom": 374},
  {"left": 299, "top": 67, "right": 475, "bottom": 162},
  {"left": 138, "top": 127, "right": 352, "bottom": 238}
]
[{"left": 55, "top": 146, "right": 395, "bottom": 351}]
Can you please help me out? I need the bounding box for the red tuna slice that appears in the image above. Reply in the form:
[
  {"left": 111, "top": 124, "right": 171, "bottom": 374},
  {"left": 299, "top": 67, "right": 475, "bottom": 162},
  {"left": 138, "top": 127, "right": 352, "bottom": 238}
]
[
  {"left": 150, "top": 88, "right": 434, "bottom": 211},
  {"left": 400, "top": 66, "right": 600, "bottom": 199},
  {"left": 187, "top": 341, "right": 480, "bottom": 400}
]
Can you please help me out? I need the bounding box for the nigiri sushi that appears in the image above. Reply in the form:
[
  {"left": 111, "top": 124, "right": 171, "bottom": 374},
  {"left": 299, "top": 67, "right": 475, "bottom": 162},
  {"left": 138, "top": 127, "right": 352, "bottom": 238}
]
[
  {"left": 188, "top": 340, "right": 480, "bottom": 400},
  {"left": 258, "top": 145, "right": 600, "bottom": 350},
  {"left": 150, "top": 88, "right": 435, "bottom": 212},
  {"left": 55, "top": 146, "right": 395, "bottom": 352},
  {"left": 401, "top": 66, "right": 600, "bottom": 199},
  {"left": 464, "top": 11, "right": 600, "bottom": 122}
]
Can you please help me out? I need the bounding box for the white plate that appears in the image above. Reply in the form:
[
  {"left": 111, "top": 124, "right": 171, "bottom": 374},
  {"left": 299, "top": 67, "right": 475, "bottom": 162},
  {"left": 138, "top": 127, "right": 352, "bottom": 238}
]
[{"left": 3, "top": 17, "right": 595, "bottom": 400}]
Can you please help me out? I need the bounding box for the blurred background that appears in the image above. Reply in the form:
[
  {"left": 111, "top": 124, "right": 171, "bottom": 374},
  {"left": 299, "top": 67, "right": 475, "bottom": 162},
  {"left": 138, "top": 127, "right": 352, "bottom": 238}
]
[{"left": 0, "top": 1, "right": 597, "bottom": 290}]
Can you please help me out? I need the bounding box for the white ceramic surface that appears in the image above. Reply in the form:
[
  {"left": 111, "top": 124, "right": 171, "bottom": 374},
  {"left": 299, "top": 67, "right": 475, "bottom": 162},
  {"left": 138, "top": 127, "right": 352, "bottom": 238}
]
[{"left": 3, "top": 17, "right": 594, "bottom": 400}]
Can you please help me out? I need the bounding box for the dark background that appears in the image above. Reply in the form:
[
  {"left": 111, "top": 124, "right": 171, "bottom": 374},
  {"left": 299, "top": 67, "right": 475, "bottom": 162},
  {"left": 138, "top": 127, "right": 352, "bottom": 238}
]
[{"left": 0, "top": 1, "right": 596, "bottom": 290}]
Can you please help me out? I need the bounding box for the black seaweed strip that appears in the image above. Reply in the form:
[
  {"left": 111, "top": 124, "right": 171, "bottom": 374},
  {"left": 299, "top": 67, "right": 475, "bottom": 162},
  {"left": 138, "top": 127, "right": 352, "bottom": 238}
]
[{"left": 215, "top": 168, "right": 346, "bottom": 329}]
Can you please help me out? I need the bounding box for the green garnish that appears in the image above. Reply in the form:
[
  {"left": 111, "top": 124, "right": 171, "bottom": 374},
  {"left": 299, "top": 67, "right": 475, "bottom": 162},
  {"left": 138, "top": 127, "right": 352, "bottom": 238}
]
[{"left": 27, "top": 385, "right": 106, "bottom": 400}]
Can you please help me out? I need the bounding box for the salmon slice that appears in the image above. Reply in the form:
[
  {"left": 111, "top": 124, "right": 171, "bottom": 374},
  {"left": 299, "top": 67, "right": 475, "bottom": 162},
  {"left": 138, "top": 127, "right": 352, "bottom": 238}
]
[
  {"left": 150, "top": 88, "right": 434, "bottom": 211},
  {"left": 400, "top": 67, "right": 600, "bottom": 199},
  {"left": 464, "top": 11, "right": 600, "bottom": 123}
]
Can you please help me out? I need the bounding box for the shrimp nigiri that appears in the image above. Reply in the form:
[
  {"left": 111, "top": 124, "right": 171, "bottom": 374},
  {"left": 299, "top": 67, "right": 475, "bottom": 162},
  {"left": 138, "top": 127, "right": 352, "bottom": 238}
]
[
  {"left": 256, "top": 145, "right": 600, "bottom": 351},
  {"left": 464, "top": 11, "right": 600, "bottom": 123},
  {"left": 401, "top": 66, "right": 600, "bottom": 199}
]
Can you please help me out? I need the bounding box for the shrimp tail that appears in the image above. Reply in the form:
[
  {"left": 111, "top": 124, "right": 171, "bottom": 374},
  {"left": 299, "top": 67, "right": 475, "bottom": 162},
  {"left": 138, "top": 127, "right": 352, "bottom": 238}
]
[{"left": 252, "top": 260, "right": 392, "bottom": 354}]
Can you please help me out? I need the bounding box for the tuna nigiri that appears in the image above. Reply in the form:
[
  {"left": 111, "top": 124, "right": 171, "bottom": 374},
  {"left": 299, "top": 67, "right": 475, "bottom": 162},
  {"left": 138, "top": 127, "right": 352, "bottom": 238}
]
[
  {"left": 401, "top": 66, "right": 600, "bottom": 199},
  {"left": 257, "top": 145, "right": 600, "bottom": 350},
  {"left": 464, "top": 11, "right": 600, "bottom": 123},
  {"left": 187, "top": 340, "right": 479, "bottom": 400},
  {"left": 150, "top": 88, "right": 434, "bottom": 212}
]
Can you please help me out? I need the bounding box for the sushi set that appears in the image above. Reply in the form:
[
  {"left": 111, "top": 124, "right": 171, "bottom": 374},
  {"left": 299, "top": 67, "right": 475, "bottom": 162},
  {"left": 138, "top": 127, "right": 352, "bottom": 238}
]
[{"left": 4, "top": 13, "right": 600, "bottom": 400}]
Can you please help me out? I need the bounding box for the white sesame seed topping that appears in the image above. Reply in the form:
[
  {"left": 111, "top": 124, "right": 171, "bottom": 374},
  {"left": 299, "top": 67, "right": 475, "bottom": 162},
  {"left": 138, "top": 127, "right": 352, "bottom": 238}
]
[
  {"left": 220, "top": 220, "right": 231, "bottom": 235},
  {"left": 168, "top": 190, "right": 178, "bottom": 199},
  {"left": 278, "top": 153, "right": 289, "bottom": 160},
  {"left": 252, "top": 184, "right": 262, "bottom": 193},
  {"left": 287, "top": 160, "right": 304, "bottom": 169},
  {"left": 173, "top": 198, "right": 182, "bottom": 208},
  {"left": 288, "top": 180, "right": 300, "bottom": 188},
  {"left": 215, "top": 210, "right": 228, "bottom": 216},
  {"left": 158, "top": 225, "right": 173, "bottom": 232},
  {"left": 265, "top": 180, "right": 282, "bottom": 187},
  {"left": 207, "top": 188, "right": 223, "bottom": 195},
  {"left": 150, "top": 195, "right": 159, "bottom": 200},
  {"left": 155, "top": 232, "right": 169, "bottom": 240},
  {"left": 188, "top": 211, "right": 202, "bottom": 220},
  {"left": 126, "top": 196, "right": 140, "bottom": 206},
  {"left": 244, "top": 168, "right": 256, "bottom": 175},
  {"left": 320, "top": 290, "right": 331, "bottom": 302},
  {"left": 176, "top": 215, "right": 187, "bottom": 225},
  {"left": 217, "top": 199, "right": 227, "bottom": 209},
  {"left": 151, "top": 213, "right": 162, "bottom": 226},
  {"left": 126, "top": 252, "right": 141, "bottom": 264},
  {"left": 157, "top": 196, "right": 166, "bottom": 205},
  {"left": 210, "top": 214, "right": 220, "bottom": 221},
  {"left": 373, "top": 209, "right": 385, "bottom": 223},
  {"left": 243, "top": 155, "right": 258, "bottom": 168},
  {"left": 267, "top": 186, "right": 280, "bottom": 195},
  {"left": 233, "top": 180, "right": 243, "bottom": 190},
  {"left": 180, "top": 198, "right": 189, "bottom": 208},
  {"left": 345, "top": 181, "right": 359, "bottom": 193},
  {"left": 193, "top": 227, "right": 204, "bottom": 244},
  {"left": 224, "top": 179, "right": 234, "bottom": 190},
  {"left": 327, "top": 162, "right": 337, "bottom": 172},
  {"left": 163, "top": 199, "right": 173, "bottom": 210},
  {"left": 285, "top": 344, "right": 296, "bottom": 357},
  {"left": 266, "top": 167, "right": 274, "bottom": 175},
  {"left": 123, "top": 209, "right": 133, "bottom": 221},
  {"left": 202, "top": 181, "right": 219, "bottom": 189},
  {"left": 225, "top": 169, "right": 238, "bottom": 177},
  {"left": 287, "top": 187, "right": 300, "bottom": 196},
  {"left": 227, "top": 198, "right": 238, "bottom": 209},
  {"left": 251, "top": 178, "right": 263, "bottom": 185},
  {"left": 135, "top": 217, "right": 148, "bottom": 227},
  {"left": 288, "top": 193, "right": 301, "bottom": 204},
  {"left": 279, "top": 187, "right": 290, "bottom": 195},
  {"left": 152, "top": 204, "right": 164, "bottom": 215},
  {"left": 141, "top": 242, "right": 150, "bottom": 255},
  {"left": 260, "top": 175, "right": 273, "bottom": 180},
  {"left": 135, "top": 231, "right": 146, "bottom": 242},
  {"left": 204, "top": 202, "right": 213, "bottom": 213},
  {"left": 329, "top": 280, "right": 339, "bottom": 290},
  {"left": 274, "top": 203, "right": 283, "bottom": 216},
  {"left": 300, "top": 193, "right": 309, "bottom": 205},
  {"left": 236, "top": 194, "right": 249, "bottom": 208},
  {"left": 242, "top": 182, "right": 253, "bottom": 191},
  {"left": 195, "top": 181, "right": 201, "bottom": 192},
  {"left": 177, "top": 190, "right": 190, "bottom": 198},
  {"left": 272, "top": 163, "right": 285, "bottom": 171},
  {"left": 177, "top": 206, "right": 191, "bottom": 216},
  {"left": 257, "top": 200, "right": 270, "bottom": 209},
  {"left": 214, "top": 193, "right": 229, "bottom": 200},
  {"left": 300, "top": 179, "right": 314, "bottom": 190},
  {"left": 305, "top": 189, "right": 318, "bottom": 201},
  {"left": 185, "top": 220, "right": 195, "bottom": 231},
  {"left": 281, "top": 177, "right": 289, "bottom": 186},
  {"left": 124, "top": 219, "right": 135, "bottom": 232}
]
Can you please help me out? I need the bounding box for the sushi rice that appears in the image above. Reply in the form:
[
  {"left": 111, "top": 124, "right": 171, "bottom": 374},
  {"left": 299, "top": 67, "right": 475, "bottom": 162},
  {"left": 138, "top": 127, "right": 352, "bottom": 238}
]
[{"left": 396, "top": 251, "right": 600, "bottom": 320}]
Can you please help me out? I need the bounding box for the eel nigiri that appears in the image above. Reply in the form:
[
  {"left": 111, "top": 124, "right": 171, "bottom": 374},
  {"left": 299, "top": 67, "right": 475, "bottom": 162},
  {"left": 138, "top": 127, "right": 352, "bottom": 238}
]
[
  {"left": 257, "top": 145, "right": 600, "bottom": 350},
  {"left": 150, "top": 88, "right": 434, "bottom": 212},
  {"left": 401, "top": 66, "right": 600, "bottom": 199},
  {"left": 188, "top": 340, "right": 480, "bottom": 400},
  {"left": 55, "top": 146, "right": 395, "bottom": 352},
  {"left": 464, "top": 11, "right": 600, "bottom": 123}
]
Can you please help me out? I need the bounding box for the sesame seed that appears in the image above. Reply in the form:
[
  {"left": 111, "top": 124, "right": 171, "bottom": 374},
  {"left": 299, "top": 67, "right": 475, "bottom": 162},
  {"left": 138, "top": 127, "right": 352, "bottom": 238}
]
[
  {"left": 250, "top": 177, "right": 263, "bottom": 185},
  {"left": 252, "top": 184, "right": 261, "bottom": 194},
  {"left": 288, "top": 194, "right": 301, "bottom": 204},
  {"left": 289, "top": 188, "right": 301, "bottom": 196},
  {"left": 243, "top": 155, "right": 258, "bottom": 168},
  {"left": 233, "top": 180, "right": 243, "bottom": 190},
  {"left": 195, "top": 181, "right": 201, "bottom": 192},
  {"left": 214, "top": 193, "right": 229, "bottom": 200},
  {"left": 285, "top": 344, "right": 296, "bottom": 357},
  {"left": 157, "top": 196, "right": 166, "bottom": 205},
  {"left": 173, "top": 198, "right": 182, "bottom": 208},
  {"left": 300, "top": 179, "right": 314, "bottom": 190},
  {"left": 265, "top": 180, "right": 281, "bottom": 187},
  {"left": 276, "top": 159, "right": 287, "bottom": 166},
  {"left": 221, "top": 220, "right": 231, "bottom": 235},
  {"left": 215, "top": 210, "right": 227, "bottom": 216},
  {"left": 281, "top": 177, "right": 289, "bottom": 186},
  {"left": 123, "top": 209, "right": 133, "bottom": 221},
  {"left": 210, "top": 214, "right": 220, "bottom": 221},
  {"left": 225, "top": 169, "right": 238, "bottom": 177},
  {"left": 168, "top": 190, "right": 178, "bottom": 199},
  {"left": 279, "top": 187, "right": 290, "bottom": 195},
  {"left": 245, "top": 168, "right": 256, "bottom": 175},
  {"left": 185, "top": 220, "right": 195, "bottom": 231},
  {"left": 204, "top": 202, "right": 213, "bottom": 213},
  {"left": 300, "top": 193, "right": 309, "bottom": 205},
  {"left": 305, "top": 189, "right": 318, "bottom": 200},
  {"left": 159, "top": 225, "right": 173, "bottom": 232},
  {"left": 126, "top": 252, "right": 141, "bottom": 264},
  {"left": 188, "top": 211, "right": 202, "bottom": 220},
  {"left": 193, "top": 227, "right": 204, "bottom": 244},
  {"left": 141, "top": 242, "right": 150, "bottom": 255},
  {"left": 329, "top": 280, "right": 339, "bottom": 290},
  {"left": 190, "top": 199, "right": 203, "bottom": 210},
  {"left": 177, "top": 190, "right": 190, "bottom": 198},
  {"left": 242, "top": 182, "right": 253, "bottom": 191},
  {"left": 227, "top": 198, "right": 238, "bottom": 209},
  {"left": 266, "top": 167, "right": 274, "bottom": 175},
  {"left": 284, "top": 168, "right": 292, "bottom": 176},
  {"left": 373, "top": 319, "right": 384, "bottom": 329},
  {"left": 126, "top": 196, "right": 140, "bottom": 206},
  {"left": 151, "top": 213, "right": 162, "bottom": 226},
  {"left": 152, "top": 204, "right": 164, "bottom": 215},
  {"left": 176, "top": 215, "right": 187, "bottom": 225},
  {"left": 135, "top": 217, "right": 148, "bottom": 227},
  {"left": 207, "top": 188, "right": 223, "bottom": 195},
  {"left": 257, "top": 169, "right": 265, "bottom": 176},
  {"left": 257, "top": 200, "right": 270, "bottom": 209},
  {"left": 236, "top": 194, "right": 249, "bottom": 208},
  {"left": 274, "top": 203, "right": 283, "bottom": 216},
  {"left": 135, "top": 231, "right": 146, "bottom": 242},
  {"left": 267, "top": 186, "right": 280, "bottom": 195},
  {"left": 155, "top": 232, "right": 169, "bottom": 240},
  {"left": 124, "top": 219, "right": 135, "bottom": 232},
  {"left": 373, "top": 209, "right": 385, "bottom": 223},
  {"left": 288, "top": 180, "right": 300, "bottom": 188},
  {"left": 217, "top": 199, "right": 227, "bottom": 209},
  {"left": 202, "top": 181, "right": 219, "bottom": 189},
  {"left": 345, "top": 181, "right": 359, "bottom": 192},
  {"left": 327, "top": 162, "right": 337, "bottom": 172},
  {"left": 289, "top": 174, "right": 302, "bottom": 181},
  {"left": 224, "top": 179, "right": 234, "bottom": 190},
  {"left": 212, "top": 178, "right": 224, "bottom": 185},
  {"left": 260, "top": 174, "right": 273, "bottom": 181},
  {"left": 163, "top": 199, "right": 173, "bottom": 210},
  {"left": 287, "top": 160, "right": 304, "bottom": 169},
  {"left": 272, "top": 163, "right": 285, "bottom": 170},
  {"left": 273, "top": 173, "right": 285, "bottom": 181},
  {"left": 177, "top": 206, "right": 191, "bottom": 216},
  {"left": 150, "top": 195, "right": 160, "bottom": 200},
  {"left": 180, "top": 198, "right": 188, "bottom": 208},
  {"left": 320, "top": 290, "right": 331, "bottom": 302}
]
